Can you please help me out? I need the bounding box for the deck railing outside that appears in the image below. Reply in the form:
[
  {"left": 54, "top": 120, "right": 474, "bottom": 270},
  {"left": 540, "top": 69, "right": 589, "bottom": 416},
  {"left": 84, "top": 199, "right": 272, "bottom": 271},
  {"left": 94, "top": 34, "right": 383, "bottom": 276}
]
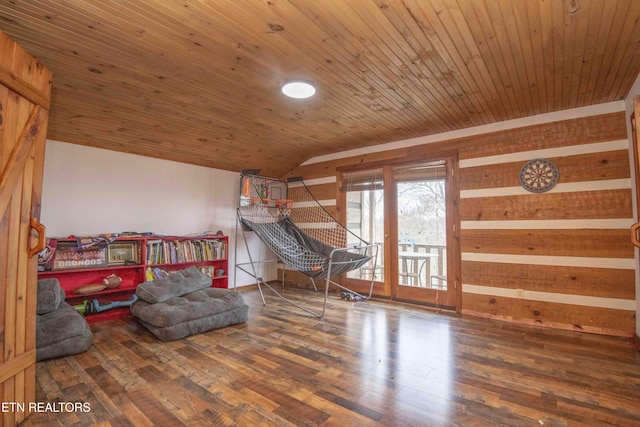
[{"left": 356, "top": 243, "right": 446, "bottom": 287}]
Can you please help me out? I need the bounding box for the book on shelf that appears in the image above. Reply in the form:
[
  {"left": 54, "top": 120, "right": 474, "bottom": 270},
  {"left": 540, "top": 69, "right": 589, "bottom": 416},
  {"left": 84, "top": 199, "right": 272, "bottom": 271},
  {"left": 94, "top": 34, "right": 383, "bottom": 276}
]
[
  {"left": 145, "top": 237, "right": 227, "bottom": 265},
  {"left": 145, "top": 267, "right": 170, "bottom": 281}
]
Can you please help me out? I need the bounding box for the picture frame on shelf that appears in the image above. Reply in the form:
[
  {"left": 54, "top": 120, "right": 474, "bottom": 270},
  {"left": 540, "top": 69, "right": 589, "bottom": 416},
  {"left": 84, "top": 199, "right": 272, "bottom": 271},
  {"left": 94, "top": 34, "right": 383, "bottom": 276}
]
[
  {"left": 53, "top": 243, "right": 107, "bottom": 270},
  {"left": 108, "top": 242, "right": 138, "bottom": 265}
]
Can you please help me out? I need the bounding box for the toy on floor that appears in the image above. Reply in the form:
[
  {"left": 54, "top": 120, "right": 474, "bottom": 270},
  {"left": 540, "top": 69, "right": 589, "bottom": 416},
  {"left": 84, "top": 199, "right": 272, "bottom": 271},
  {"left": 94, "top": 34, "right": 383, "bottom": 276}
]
[
  {"left": 340, "top": 291, "right": 367, "bottom": 302},
  {"left": 86, "top": 294, "right": 138, "bottom": 314},
  {"left": 72, "top": 294, "right": 138, "bottom": 315},
  {"left": 72, "top": 300, "right": 89, "bottom": 314}
]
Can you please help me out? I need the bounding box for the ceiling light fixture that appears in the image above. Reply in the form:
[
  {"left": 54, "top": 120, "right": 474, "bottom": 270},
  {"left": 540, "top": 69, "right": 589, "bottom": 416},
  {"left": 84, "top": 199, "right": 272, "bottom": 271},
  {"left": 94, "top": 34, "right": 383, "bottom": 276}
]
[{"left": 281, "top": 80, "right": 316, "bottom": 99}]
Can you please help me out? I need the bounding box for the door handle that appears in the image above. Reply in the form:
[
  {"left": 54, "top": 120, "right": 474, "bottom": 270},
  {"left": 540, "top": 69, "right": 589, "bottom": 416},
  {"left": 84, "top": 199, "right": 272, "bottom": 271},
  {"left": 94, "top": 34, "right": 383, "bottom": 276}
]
[
  {"left": 28, "top": 217, "right": 46, "bottom": 258},
  {"left": 631, "top": 222, "right": 640, "bottom": 248}
]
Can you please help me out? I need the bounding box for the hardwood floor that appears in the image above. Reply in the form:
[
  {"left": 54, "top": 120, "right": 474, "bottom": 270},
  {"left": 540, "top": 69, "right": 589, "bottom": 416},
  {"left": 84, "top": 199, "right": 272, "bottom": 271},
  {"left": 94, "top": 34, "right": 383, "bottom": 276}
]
[{"left": 19, "top": 287, "right": 640, "bottom": 426}]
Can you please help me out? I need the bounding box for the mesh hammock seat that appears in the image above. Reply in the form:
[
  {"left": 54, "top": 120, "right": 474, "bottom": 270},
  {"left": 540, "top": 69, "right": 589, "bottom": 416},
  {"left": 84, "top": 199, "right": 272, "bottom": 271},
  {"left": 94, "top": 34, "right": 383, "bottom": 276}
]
[{"left": 236, "top": 178, "right": 378, "bottom": 318}]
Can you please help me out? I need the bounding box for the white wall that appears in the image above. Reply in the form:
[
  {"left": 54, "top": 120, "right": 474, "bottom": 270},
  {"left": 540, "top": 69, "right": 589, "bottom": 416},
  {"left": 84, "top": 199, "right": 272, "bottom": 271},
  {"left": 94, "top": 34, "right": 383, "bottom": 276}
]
[
  {"left": 41, "top": 139, "right": 274, "bottom": 287},
  {"left": 624, "top": 75, "right": 640, "bottom": 337}
]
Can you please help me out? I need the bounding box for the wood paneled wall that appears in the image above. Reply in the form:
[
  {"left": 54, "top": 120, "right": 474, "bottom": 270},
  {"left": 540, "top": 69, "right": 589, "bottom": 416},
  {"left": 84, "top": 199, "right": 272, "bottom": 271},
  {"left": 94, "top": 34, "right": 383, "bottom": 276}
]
[{"left": 284, "top": 111, "right": 635, "bottom": 337}]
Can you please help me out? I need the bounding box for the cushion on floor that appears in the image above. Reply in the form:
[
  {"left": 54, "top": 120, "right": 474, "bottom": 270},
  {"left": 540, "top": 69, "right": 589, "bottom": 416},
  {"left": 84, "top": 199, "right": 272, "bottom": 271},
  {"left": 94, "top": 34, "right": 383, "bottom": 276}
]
[
  {"left": 36, "top": 277, "right": 65, "bottom": 314},
  {"left": 36, "top": 302, "right": 93, "bottom": 361},
  {"left": 36, "top": 279, "right": 93, "bottom": 361},
  {"left": 131, "top": 268, "right": 249, "bottom": 341},
  {"left": 136, "top": 265, "right": 211, "bottom": 303}
]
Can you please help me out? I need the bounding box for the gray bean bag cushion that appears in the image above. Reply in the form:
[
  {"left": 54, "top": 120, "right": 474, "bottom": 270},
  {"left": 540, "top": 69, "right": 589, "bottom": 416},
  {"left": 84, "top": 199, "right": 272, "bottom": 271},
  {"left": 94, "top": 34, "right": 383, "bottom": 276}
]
[
  {"left": 136, "top": 266, "right": 211, "bottom": 303},
  {"left": 36, "top": 277, "right": 65, "bottom": 314},
  {"left": 131, "top": 267, "right": 248, "bottom": 341},
  {"left": 36, "top": 278, "right": 93, "bottom": 361}
]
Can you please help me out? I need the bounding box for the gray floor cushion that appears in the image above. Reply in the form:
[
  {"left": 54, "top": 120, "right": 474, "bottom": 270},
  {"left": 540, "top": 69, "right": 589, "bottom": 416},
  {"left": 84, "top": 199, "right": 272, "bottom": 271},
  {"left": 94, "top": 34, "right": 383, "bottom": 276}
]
[
  {"left": 136, "top": 266, "right": 211, "bottom": 303},
  {"left": 131, "top": 268, "right": 248, "bottom": 341},
  {"left": 36, "top": 279, "right": 93, "bottom": 361}
]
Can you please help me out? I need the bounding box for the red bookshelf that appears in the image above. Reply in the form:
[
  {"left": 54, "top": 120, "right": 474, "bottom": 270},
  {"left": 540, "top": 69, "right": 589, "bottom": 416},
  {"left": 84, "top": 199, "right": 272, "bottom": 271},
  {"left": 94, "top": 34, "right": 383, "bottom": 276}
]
[{"left": 38, "top": 234, "right": 228, "bottom": 323}]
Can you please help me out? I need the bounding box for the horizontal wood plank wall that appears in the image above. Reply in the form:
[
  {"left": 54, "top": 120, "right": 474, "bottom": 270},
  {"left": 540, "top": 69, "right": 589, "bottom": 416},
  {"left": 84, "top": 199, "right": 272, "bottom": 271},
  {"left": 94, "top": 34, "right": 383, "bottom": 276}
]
[{"left": 283, "top": 111, "right": 635, "bottom": 336}]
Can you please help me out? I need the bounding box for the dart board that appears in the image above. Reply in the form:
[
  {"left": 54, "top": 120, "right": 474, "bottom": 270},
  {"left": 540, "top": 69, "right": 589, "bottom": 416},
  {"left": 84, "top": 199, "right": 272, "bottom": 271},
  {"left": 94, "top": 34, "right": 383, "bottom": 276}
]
[{"left": 518, "top": 159, "right": 559, "bottom": 193}]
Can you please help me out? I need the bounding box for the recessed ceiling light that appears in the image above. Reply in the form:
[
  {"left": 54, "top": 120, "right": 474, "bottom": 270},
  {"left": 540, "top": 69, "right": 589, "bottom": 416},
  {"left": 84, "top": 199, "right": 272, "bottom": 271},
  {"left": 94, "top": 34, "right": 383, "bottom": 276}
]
[{"left": 281, "top": 80, "right": 316, "bottom": 99}]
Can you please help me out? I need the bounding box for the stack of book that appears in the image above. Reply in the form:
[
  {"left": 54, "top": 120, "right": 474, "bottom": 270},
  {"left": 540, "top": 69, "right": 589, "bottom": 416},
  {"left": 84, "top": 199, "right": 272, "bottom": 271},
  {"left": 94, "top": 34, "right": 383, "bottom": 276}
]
[{"left": 146, "top": 239, "right": 226, "bottom": 265}]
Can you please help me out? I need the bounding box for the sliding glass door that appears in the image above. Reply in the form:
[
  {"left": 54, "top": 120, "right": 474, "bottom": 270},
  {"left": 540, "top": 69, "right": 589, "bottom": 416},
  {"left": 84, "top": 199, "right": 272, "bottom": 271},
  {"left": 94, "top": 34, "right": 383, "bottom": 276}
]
[
  {"left": 340, "top": 156, "right": 458, "bottom": 309},
  {"left": 392, "top": 161, "right": 456, "bottom": 307}
]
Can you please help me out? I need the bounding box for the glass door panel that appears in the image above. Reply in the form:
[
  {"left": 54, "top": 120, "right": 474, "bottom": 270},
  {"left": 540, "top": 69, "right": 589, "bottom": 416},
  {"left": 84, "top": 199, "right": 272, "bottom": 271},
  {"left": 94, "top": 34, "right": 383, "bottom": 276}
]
[
  {"left": 393, "top": 160, "right": 455, "bottom": 307},
  {"left": 345, "top": 188, "right": 384, "bottom": 282},
  {"left": 341, "top": 168, "right": 385, "bottom": 291}
]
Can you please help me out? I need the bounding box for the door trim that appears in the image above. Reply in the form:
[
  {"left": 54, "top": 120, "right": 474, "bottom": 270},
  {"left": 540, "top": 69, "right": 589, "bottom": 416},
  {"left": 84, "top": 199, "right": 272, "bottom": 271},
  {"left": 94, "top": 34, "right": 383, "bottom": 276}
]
[{"left": 337, "top": 150, "right": 461, "bottom": 312}]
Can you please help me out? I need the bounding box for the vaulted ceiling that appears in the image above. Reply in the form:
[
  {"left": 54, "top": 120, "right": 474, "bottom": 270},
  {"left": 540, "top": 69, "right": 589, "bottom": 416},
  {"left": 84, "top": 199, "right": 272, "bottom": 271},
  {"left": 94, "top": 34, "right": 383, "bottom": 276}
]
[{"left": 1, "top": 0, "right": 640, "bottom": 177}]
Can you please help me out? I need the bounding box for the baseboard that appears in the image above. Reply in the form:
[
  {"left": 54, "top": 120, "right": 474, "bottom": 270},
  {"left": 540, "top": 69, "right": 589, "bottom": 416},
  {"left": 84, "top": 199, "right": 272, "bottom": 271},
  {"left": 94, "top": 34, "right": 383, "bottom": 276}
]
[
  {"left": 233, "top": 283, "right": 259, "bottom": 292},
  {"left": 462, "top": 309, "right": 634, "bottom": 338},
  {"left": 232, "top": 281, "right": 336, "bottom": 293}
]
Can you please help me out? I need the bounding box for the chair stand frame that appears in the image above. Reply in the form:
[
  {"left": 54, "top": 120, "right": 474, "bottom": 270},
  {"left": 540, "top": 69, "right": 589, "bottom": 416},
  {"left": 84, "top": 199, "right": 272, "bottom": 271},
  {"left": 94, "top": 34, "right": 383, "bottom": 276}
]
[{"left": 235, "top": 215, "right": 378, "bottom": 318}]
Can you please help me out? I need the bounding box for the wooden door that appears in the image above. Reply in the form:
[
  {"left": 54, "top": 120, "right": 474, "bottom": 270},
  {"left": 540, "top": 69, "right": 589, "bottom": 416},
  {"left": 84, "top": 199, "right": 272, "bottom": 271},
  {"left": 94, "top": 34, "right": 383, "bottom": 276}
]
[
  {"left": 0, "top": 32, "right": 51, "bottom": 427},
  {"left": 631, "top": 96, "right": 640, "bottom": 248}
]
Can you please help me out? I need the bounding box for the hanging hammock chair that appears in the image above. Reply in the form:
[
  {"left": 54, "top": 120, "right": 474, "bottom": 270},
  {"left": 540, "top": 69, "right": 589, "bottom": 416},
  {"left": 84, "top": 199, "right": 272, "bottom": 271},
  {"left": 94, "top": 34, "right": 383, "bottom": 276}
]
[{"left": 235, "top": 175, "right": 378, "bottom": 318}]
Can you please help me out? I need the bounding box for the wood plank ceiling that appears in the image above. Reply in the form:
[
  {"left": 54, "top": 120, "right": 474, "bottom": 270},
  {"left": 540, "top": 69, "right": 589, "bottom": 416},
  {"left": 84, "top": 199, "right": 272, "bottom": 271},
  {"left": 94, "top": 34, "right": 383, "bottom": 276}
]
[{"left": 1, "top": 0, "right": 640, "bottom": 177}]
